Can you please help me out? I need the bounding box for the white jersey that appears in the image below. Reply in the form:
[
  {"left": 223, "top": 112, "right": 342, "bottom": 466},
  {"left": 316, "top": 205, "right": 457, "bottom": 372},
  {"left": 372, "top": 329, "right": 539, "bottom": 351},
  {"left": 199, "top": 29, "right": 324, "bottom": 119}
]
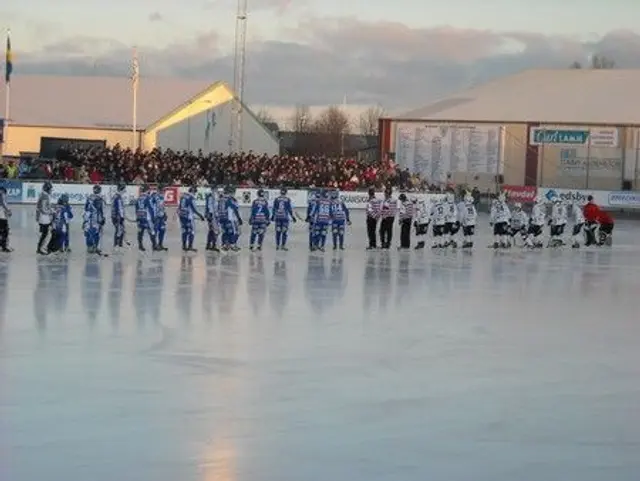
[
  {"left": 444, "top": 201, "right": 457, "bottom": 223},
  {"left": 0, "top": 192, "right": 9, "bottom": 220},
  {"left": 490, "top": 200, "right": 511, "bottom": 224},
  {"left": 36, "top": 192, "right": 53, "bottom": 225},
  {"left": 530, "top": 203, "right": 546, "bottom": 226},
  {"left": 457, "top": 201, "right": 477, "bottom": 227},
  {"left": 572, "top": 205, "right": 585, "bottom": 224},
  {"left": 415, "top": 200, "right": 431, "bottom": 225},
  {"left": 511, "top": 210, "right": 528, "bottom": 230},
  {"left": 551, "top": 203, "right": 567, "bottom": 226},
  {"left": 430, "top": 201, "right": 446, "bottom": 226}
]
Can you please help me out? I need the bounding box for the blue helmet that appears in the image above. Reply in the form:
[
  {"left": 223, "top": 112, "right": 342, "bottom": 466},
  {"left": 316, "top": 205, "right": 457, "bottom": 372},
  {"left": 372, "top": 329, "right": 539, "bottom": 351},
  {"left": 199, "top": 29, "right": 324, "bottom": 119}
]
[
  {"left": 43, "top": 181, "right": 53, "bottom": 193},
  {"left": 117, "top": 182, "right": 126, "bottom": 192},
  {"left": 257, "top": 188, "right": 265, "bottom": 198},
  {"left": 59, "top": 193, "right": 69, "bottom": 204},
  {"left": 330, "top": 189, "right": 339, "bottom": 199},
  {"left": 93, "top": 184, "right": 101, "bottom": 194},
  {"left": 188, "top": 185, "right": 197, "bottom": 194},
  {"left": 280, "top": 187, "right": 287, "bottom": 195}
]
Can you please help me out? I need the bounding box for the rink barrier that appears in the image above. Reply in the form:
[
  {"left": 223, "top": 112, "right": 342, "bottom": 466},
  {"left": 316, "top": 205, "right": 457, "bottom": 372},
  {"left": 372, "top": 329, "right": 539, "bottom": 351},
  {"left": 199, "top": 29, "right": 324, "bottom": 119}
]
[{"left": 2, "top": 180, "right": 640, "bottom": 209}]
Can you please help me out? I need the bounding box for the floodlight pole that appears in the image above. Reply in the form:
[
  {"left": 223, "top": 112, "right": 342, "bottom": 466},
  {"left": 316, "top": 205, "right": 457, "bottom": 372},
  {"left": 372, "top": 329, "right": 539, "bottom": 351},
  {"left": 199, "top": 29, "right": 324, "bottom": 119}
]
[{"left": 230, "top": 0, "right": 247, "bottom": 154}]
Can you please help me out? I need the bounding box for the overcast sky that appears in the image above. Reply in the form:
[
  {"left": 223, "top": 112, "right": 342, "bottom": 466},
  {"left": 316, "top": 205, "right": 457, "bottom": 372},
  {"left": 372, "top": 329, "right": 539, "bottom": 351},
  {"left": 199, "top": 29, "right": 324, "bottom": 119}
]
[{"left": 3, "top": 0, "right": 640, "bottom": 114}]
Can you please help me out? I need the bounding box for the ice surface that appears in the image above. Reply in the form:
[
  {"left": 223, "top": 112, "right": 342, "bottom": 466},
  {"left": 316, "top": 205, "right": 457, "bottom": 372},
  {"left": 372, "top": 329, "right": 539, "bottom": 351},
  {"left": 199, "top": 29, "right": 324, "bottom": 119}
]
[{"left": 1, "top": 206, "right": 640, "bottom": 481}]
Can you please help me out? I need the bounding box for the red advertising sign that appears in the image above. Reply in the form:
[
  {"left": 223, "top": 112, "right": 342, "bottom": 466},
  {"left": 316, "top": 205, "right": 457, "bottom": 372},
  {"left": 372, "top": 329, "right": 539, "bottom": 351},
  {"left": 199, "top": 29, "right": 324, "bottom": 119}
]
[
  {"left": 163, "top": 186, "right": 179, "bottom": 206},
  {"left": 503, "top": 185, "right": 537, "bottom": 203}
]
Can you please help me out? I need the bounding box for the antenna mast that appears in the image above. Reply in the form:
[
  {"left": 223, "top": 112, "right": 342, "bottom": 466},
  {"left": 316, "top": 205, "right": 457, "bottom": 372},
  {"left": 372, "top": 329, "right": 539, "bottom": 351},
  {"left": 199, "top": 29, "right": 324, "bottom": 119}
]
[{"left": 230, "top": 0, "right": 247, "bottom": 154}]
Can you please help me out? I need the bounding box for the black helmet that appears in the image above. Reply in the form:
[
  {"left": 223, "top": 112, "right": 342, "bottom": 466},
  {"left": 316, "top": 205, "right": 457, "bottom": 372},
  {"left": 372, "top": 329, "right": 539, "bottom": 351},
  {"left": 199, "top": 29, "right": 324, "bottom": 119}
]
[
  {"left": 43, "top": 181, "right": 53, "bottom": 193},
  {"left": 117, "top": 182, "right": 126, "bottom": 192},
  {"left": 93, "top": 184, "right": 101, "bottom": 194},
  {"left": 188, "top": 185, "right": 197, "bottom": 194},
  {"left": 399, "top": 193, "right": 407, "bottom": 201},
  {"left": 368, "top": 187, "right": 375, "bottom": 197}
]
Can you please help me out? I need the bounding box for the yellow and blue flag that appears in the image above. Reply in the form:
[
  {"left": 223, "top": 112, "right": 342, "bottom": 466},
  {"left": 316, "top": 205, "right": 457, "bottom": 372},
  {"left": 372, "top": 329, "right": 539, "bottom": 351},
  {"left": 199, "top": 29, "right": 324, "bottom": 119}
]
[{"left": 5, "top": 33, "right": 12, "bottom": 84}]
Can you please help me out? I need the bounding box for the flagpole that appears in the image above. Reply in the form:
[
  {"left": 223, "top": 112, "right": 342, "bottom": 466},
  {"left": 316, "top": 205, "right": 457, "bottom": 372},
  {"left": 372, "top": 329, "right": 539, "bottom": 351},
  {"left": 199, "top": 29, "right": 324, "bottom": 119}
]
[
  {"left": 132, "top": 47, "right": 138, "bottom": 151},
  {"left": 2, "top": 29, "right": 10, "bottom": 159},
  {"left": 340, "top": 94, "right": 347, "bottom": 156}
]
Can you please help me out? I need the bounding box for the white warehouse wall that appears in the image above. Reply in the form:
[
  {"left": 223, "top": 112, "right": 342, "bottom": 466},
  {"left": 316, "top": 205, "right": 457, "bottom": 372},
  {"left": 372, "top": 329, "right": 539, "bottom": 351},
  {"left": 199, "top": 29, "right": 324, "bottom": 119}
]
[{"left": 156, "top": 100, "right": 279, "bottom": 156}]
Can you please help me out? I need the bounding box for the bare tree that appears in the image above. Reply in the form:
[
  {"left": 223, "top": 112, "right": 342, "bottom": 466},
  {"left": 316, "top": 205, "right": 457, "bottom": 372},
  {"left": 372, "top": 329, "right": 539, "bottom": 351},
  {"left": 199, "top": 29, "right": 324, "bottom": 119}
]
[
  {"left": 290, "top": 104, "right": 313, "bottom": 132},
  {"left": 569, "top": 55, "right": 615, "bottom": 69},
  {"left": 358, "top": 105, "right": 385, "bottom": 136},
  {"left": 311, "top": 106, "right": 351, "bottom": 156},
  {"left": 255, "top": 108, "right": 276, "bottom": 125}
]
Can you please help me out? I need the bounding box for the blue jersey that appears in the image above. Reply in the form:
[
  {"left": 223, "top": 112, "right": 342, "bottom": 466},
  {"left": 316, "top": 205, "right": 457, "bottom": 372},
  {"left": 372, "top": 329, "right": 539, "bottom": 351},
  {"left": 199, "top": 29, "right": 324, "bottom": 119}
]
[
  {"left": 216, "top": 195, "right": 229, "bottom": 221},
  {"left": 250, "top": 198, "right": 270, "bottom": 224},
  {"left": 53, "top": 204, "right": 73, "bottom": 232},
  {"left": 83, "top": 198, "right": 101, "bottom": 228},
  {"left": 272, "top": 196, "right": 294, "bottom": 221},
  {"left": 307, "top": 197, "right": 318, "bottom": 223},
  {"left": 111, "top": 193, "right": 125, "bottom": 221},
  {"left": 85, "top": 194, "right": 105, "bottom": 224},
  {"left": 313, "top": 198, "right": 332, "bottom": 224},
  {"left": 151, "top": 192, "right": 166, "bottom": 220},
  {"left": 205, "top": 193, "right": 217, "bottom": 219},
  {"left": 136, "top": 193, "right": 154, "bottom": 222},
  {"left": 330, "top": 200, "right": 350, "bottom": 223},
  {"left": 178, "top": 193, "right": 201, "bottom": 220},
  {"left": 228, "top": 197, "right": 241, "bottom": 223}
]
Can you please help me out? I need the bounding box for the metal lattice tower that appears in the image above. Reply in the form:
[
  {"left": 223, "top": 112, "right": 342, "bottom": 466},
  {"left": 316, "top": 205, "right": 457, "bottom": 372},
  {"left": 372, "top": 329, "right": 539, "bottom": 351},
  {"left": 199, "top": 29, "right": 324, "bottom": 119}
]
[{"left": 230, "top": 0, "right": 247, "bottom": 154}]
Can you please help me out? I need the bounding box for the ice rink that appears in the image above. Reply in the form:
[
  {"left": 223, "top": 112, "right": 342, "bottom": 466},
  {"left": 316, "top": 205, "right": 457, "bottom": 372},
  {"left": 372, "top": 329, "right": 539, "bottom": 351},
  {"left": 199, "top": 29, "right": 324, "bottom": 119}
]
[{"left": 1, "top": 206, "right": 640, "bottom": 481}]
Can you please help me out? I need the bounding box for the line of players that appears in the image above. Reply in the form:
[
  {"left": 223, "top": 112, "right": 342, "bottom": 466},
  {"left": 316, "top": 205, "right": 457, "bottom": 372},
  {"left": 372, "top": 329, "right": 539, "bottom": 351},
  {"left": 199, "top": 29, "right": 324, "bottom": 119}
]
[
  {"left": 19, "top": 182, "right": 353, "bottom": 254},
  {"left": 0, "top": 181, "right": 617, "bottom": 255},
  {"left": 364, "top": 188, "right": 615, "bottom": 250}
]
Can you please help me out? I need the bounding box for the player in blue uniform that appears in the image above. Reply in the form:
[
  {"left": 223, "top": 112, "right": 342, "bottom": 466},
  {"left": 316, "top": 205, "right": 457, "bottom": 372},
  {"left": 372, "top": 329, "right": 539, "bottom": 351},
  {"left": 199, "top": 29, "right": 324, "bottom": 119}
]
[
  {"left": 135, "top": 185, "right": 157, "bottom": 251},
  {"left": 305, "top": 191, "right": 319, "bottom": 251},
  {"left": 271, "top": 187, "right": 297, "bottom": 250},
  {"left": 111, "top": 183, "right": 127, "bottom": 248},
  {"left": 329, "top": 190, "right": 351, "bottom": 250},
  {"left": 152, "top": 186, "right": 168, "bottom": 251},
  {"left": 249, "top": 189, "right": 270, "bottom": 251},
  {"left": 48, "top": 195, "right": 73, "bottom": 253},
  {"left": 84, "top": 184, "right": 105, "bottom": 253},
  {"left": 311, "top": 189, "right": 332, "bottom": 252},
  {"left": 178, "top": 186, "right": 205, "bottom": 252},
  {"left": 204, "top": 185, "right": 220, "bottom": 251},
  {"left": 217, "top": 186, "right": 242, "bottom": 251}
]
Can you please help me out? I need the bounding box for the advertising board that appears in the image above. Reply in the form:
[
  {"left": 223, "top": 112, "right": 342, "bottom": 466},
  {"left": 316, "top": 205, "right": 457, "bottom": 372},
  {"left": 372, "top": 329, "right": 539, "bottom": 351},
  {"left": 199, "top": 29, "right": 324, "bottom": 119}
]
[
  {"left": 502, "top": 185, "right": 537, "bottom": 203},
  {"left": 0, "top": 180, "right": 23, "bottom": 203},
  {"left": 22, "top": 182, "right": 139, "bottom": 205}
]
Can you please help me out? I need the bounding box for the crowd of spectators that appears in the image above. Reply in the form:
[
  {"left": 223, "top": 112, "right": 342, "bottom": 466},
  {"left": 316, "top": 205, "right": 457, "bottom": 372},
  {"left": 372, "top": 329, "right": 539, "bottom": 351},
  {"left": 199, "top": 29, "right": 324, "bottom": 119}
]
[{"left": 1, "top": 144, "right": 444, "bottom": 192}]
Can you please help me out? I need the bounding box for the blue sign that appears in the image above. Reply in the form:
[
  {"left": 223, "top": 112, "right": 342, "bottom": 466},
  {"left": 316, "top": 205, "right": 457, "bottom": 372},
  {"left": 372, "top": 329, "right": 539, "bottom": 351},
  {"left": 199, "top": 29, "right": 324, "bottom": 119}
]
[
  {"left": 0, "top": 180, "right": 23, "bottom": 203},
  {"left": 531, "top": 128, "right": 589, "bottom": 145}
]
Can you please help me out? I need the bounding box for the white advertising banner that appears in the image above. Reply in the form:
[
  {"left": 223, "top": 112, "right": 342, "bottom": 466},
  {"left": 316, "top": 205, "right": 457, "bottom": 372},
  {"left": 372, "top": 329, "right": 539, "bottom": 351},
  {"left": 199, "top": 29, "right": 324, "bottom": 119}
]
[
  {"left": 21, "top": 183, "right": 139, "bottom": 205},
  {"left": 537, "top": 187, "right": 640, "bottom": 208}
]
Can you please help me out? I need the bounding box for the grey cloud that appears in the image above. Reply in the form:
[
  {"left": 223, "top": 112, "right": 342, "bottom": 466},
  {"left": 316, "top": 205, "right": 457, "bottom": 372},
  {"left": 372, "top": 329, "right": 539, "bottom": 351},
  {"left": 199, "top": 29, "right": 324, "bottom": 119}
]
[
  {"left": 148, "top": 12, "right": 163, "bottom": 22},
  {"left": 14, "top": 20, "right": 640, "bottom": 110}
]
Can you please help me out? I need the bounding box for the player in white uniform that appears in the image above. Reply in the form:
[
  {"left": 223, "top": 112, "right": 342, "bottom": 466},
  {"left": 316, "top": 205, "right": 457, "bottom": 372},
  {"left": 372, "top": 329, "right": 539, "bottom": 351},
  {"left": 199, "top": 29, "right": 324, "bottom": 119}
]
[
  {"left": 413, "top": 197, "right": 431, "bottom": 249},
  {"left": 430, "top": 197, "right": 447, "bottom": 248},
  {"left": 570, "top": 201, "right": 585, "bottom": 248},
  {"left": 489, "top": 193, "right": 511, "bottom": 248},
  {"left": 457, "top": 193, "right": 477, "bottom": 248},
  {"left": 509, "top": 203, "right": 528, "bottom": 246},
  {"left": 549, "top": 196, "right": 567, "bottom": 247},
  {"left": 444, "top": 193, "right": 459, "bottom": 247},
  {"left": 525, "top": 195, "right": 546, "bottom": 248}
]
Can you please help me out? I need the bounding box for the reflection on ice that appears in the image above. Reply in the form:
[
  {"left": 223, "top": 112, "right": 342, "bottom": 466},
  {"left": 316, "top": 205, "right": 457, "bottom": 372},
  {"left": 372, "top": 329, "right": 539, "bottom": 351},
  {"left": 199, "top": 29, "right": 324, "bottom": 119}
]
[{"left": 2, "top": 209, "right": 640, "bottom": 481}]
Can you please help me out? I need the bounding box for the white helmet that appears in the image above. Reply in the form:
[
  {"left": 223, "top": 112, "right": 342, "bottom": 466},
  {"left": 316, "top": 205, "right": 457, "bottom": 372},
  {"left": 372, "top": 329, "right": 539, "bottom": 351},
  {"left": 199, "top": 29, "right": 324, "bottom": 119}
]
[
  {"left": 464, "top": 193, "right": 473, "bottom": 203},
  {"left": 446, "top": 193, "right": 455, "bottom": 203},
  {"left": 514, "top": 202, "right": 522, "bottom": 210},
  {"left": 498, "top": 192, "right": 506, "bottom": 202}
]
